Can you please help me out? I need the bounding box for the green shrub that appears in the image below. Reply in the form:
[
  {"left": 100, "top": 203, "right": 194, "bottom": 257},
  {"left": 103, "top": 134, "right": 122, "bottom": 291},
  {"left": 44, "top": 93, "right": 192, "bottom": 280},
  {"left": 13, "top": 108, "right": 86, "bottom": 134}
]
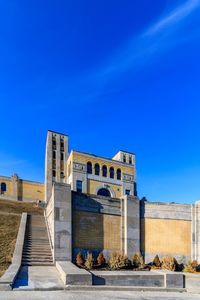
[
  {"left": 85, "top": 252, "right": 93, "bottom": 270},
  {"left": 152, "top": 255, "right": 161, "bottom": 268},
  {"left": 109, "top": 252, "right": 129, "bottom": 270},
  {"left": 132, "top": 253, "right": 144, "bottom": 269},
  {"left": 97, "top": 252, "right": 106, "bottom": 266}
]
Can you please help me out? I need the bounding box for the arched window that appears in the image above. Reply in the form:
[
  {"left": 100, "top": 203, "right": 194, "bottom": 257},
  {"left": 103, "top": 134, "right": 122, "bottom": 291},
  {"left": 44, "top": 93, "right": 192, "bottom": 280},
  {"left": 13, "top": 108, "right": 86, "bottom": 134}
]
[
  {"left": 87, "top": 162, "right": 92, "bottom": 174},
  {"left": 97, "top": 188, "right": 111, "bottom": 197},
  {"left": 1, "top": 182, "right": 6, "bottom": 194},
  {"left": 117, "top": 169, "right": 121, "bottom": 180},
  {"left": 102, "top": 165, "right": 107, "bottom": 177},
  {"left": 95, "top": 163, "right": 100, "bottom": 176},
  {"left": 110, "top": 167, "right": 114, "bottom": 179}
]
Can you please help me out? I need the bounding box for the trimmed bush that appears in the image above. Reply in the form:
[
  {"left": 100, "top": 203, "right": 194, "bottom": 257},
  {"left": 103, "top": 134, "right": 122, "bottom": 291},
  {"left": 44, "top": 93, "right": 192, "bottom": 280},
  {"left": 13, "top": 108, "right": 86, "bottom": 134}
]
[
  {"left": 184, "top": 261, "right": 196, "bottom": 273},
  {"left": 97, "top": 252, "right": 106, "bottom": 266},
  {"left": 161, "top": 256, "right": 178, "bottom": 271},
  {"left": 184, "top": 260, "right": 200, "bottom": 273},
  {"left": 85, "top": 252, "right": 93, "bottom": 270},
  {"left": 191, "top": 260, "right": 198, "bottom": 269},
  {"left": 132, "top": 253, "right": 144, "bottom": 269},
  {"left": 76, "top": 252, "right": 84, "bottom": 267},
  {"left": 152, "top": 255, "right": 161, "bottom": 268},
  {"left": 109, "top": 252, "right": 129, "bottom": 270}
]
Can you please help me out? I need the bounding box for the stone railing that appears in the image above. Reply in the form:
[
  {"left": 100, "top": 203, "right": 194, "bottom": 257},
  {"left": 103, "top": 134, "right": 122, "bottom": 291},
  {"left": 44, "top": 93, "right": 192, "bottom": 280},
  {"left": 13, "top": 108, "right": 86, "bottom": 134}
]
[
  {"left": 45, "top": 193, "right": 54, "bottom": 258},
  {"left": 0, "top": 213, "right": 27, "bottom": 290}
]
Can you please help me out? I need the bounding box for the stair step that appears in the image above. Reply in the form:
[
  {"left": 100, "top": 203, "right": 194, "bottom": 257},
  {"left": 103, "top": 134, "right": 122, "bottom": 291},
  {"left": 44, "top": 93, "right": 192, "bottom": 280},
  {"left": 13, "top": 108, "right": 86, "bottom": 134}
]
[
  {"left": 23, "top": 249, "right": 52, "bottom": 253},
  {"left": 24, "top": 241, "right": 50, "bottom": 244},
  {"left": 24, "top": 246, "right": 51, "bottom": 249},
  {"left": 22, "top": 253, "right": 52, "bottom": 257},
  {"left": 22, "top": 262, "right": 54, "bottom": 266},
  {"left": 22, "top": 258, "right": 53, "bottom": 262},
  {"left": 24, "top": 245, "right": 51, "bottom": 247},
  {"left": 23, "top": 253, "right": 52, "bottom": 257},
  {"left": 24, "top": 241, "right": 50, "bottom": 243},
  {"left": 25, "top": 238, "right": 49, "bottom": 240},
  {"left": 23, "top": 246, "right": 51, "bottom": 248},
  {"left": 22, "top": 260, "right": 53, "bottom": 264},
  {"left": 22, "top": 214, "right": 53, "bottom": 265},
  {"left": 23, "top": 252, "right": 52, "bottom": 255},
  {"left": 23, "top": 247, "right": 51, "bottom": 251}
]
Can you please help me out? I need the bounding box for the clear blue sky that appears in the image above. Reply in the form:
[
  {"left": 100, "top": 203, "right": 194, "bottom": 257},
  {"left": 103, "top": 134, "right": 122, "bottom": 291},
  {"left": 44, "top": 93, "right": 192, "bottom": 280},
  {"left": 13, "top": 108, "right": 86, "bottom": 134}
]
[{"left": 0, "top": 0, "right": 200, "bottom": 203}]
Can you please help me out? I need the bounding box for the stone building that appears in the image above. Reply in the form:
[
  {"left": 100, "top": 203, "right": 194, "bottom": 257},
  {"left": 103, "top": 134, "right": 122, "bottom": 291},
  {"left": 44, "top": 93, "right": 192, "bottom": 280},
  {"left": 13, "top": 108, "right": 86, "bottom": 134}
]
[
  {"left": 1, "top": 129, "right": 200, "bottom": 264},
  {"left": 0, "top": 173, "right": 44, "bottom": 202}
]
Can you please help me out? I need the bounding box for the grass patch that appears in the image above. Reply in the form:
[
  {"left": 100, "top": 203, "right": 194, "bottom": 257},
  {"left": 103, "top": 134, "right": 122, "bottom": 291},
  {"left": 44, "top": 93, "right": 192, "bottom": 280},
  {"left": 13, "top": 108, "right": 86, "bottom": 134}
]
[
  {"left": 0, "top": 215, "right": 21, "bottom": 277},
  {"left": 0, "top": 198, "right": 44, "bottom": 277},
  {"left": 0, "top": 198, "right": 43, "bottom": 215}
]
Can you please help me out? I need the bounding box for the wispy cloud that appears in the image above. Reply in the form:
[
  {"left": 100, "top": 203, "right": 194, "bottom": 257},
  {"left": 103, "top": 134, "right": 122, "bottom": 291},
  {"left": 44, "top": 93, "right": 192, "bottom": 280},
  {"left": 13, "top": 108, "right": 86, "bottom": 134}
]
[
  {"left": 146, "top": 0, "right": 200, "bottom": 36},
  {"left": 100, "top": 0, "right": 200, "bottom": 79},
  {"left": 54, "top": 0, "right": 200, "bottom": 104}
]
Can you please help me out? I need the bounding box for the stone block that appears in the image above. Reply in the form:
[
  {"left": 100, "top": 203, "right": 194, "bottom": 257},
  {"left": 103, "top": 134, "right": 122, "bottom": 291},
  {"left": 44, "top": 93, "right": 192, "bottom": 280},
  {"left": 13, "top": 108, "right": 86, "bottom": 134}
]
[
  {"left": 92, "top": 271, "right": 164, "bottom": 287},
  {"left": 165, "top": 272, "right": 184, "bottom": 288},
  {"left": 56, "top": 261, "right": 92, "bottom": 285}
]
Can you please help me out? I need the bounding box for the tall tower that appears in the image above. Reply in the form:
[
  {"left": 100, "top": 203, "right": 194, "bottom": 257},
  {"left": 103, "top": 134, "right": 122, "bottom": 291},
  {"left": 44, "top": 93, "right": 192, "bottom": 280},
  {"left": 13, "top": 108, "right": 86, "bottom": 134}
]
[{"left": 45, "top": 130, "right": 69, "bottom": 202}]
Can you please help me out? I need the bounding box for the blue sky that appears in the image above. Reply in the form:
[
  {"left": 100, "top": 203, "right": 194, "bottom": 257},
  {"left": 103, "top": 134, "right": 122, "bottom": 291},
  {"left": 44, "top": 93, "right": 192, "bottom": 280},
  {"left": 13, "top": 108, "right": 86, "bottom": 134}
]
[{"left": 0, "top": 0, "right": 200, "bottom": 203}]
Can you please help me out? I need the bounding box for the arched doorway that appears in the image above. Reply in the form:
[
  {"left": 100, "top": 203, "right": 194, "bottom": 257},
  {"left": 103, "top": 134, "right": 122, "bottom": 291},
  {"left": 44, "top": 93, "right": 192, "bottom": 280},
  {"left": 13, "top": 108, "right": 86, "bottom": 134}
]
[{"left": 97, "top": 188, "right": 111, "bottom": 197}]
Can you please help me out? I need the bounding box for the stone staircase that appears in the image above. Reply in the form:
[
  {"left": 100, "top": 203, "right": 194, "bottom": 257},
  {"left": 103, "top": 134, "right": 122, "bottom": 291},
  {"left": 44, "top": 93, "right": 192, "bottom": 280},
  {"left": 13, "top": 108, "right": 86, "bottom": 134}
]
[{"left": 22, "top": 214, "right": 53, "bottom": 266}]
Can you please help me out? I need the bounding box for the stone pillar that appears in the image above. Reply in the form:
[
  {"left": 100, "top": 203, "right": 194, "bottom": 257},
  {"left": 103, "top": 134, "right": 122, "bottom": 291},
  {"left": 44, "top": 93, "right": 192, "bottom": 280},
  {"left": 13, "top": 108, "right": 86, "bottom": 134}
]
[
  {"left": 121, "top": 195, "right": 140, "bottom": 259},
  {"left": 11, "top": 173, "right": 19, "bottom": 201},
  {"left": 53, "top": 182, "right": 72, "bottom": 261},
  {"left": 192, "top": 201, "right": 200, "bottom": 262}
]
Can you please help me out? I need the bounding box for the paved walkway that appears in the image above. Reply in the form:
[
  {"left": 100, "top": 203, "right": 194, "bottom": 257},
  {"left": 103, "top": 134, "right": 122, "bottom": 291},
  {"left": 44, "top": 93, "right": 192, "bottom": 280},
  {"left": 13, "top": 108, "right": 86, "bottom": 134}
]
[
  {"left": 13, "top": 266, "right": 65, "bottom": 290},
  {"left": 1, "top": 291, "right": 200, "bottom": 300}
]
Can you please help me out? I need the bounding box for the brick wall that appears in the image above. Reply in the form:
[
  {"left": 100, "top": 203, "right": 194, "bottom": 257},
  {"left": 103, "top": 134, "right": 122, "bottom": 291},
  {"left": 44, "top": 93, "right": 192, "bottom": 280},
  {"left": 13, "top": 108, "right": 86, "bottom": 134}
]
[
  {"left": 72, "top": 192, "right": 122, "bottom": 257},
  {"left": 73, "top": 210, "right": 121, "bottom": 251}
]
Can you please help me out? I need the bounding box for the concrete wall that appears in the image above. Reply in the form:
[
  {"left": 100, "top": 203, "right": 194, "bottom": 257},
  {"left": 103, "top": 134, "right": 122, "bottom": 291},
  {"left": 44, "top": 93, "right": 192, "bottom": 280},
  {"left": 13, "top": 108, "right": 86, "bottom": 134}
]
[
  {"left": 72, "top": 192, "right": 140, "bottom": 260},
  {"left": 45, "top": 182, "right": 72, "bottom": 262},
  {"left": 191, "top": 201, "right": 200, "bottom": 262},
  {"left": 72, "top": 192, "right": 122, "bottom": 259},
  {"left": 140, "top": 201, "right": 192, "bottom": 263},
  {"left": 121, "top": 195, "right": 140, "bottom": 258}
]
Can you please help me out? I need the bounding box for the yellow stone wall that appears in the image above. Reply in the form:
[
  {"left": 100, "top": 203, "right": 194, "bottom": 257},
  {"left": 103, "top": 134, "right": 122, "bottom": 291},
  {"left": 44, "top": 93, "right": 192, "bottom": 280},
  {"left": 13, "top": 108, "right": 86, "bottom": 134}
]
[
  {"left": 73, "top": 210, "right": 121, "bottom": 251},
  {"left": 67, "top": 151, "right": 135, "bottom": 197},
  {"left": 19, "top": 181, "right": 44, "bottom": 201},
  {"left": 0, "top": 177, "right": 13, "bottom": 197},
  {"left": 87, "top": 179, "right": 122, "bottom": 198},
  {"left": 141, "top": 218, "right": 191, "bottom": 257},
  {"left": 71, "top": 151, "right": 135, "bottom": 176},
  {"left": 0, "top": 176, "right": 44, "bottom": 202}
]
